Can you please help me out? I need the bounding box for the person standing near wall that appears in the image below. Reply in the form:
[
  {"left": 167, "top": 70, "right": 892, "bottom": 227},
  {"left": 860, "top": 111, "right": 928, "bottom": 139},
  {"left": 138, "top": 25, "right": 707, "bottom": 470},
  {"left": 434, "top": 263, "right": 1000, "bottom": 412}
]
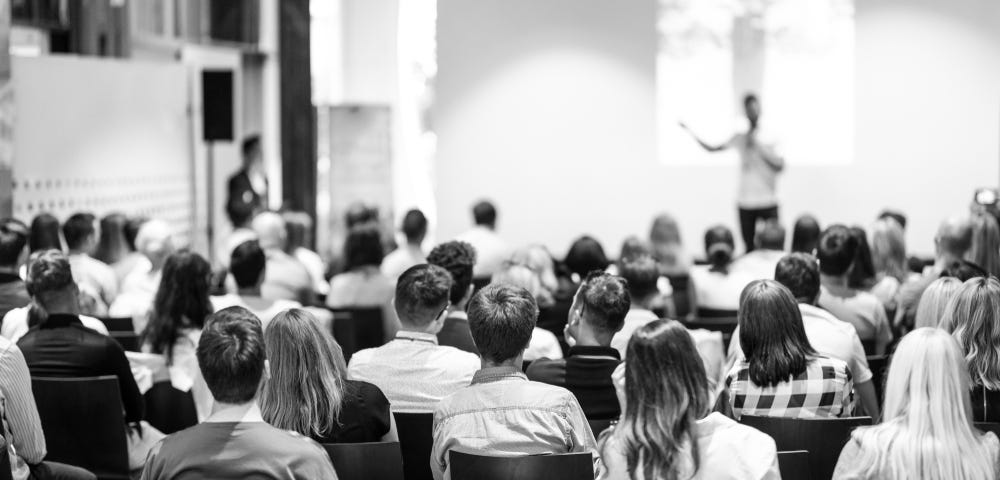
[
  {"left": 681, "top": 94, "right": 785, "bottom": 253},
  {"left": 227, "top": 135, "right": 269, "bottom": 217}
]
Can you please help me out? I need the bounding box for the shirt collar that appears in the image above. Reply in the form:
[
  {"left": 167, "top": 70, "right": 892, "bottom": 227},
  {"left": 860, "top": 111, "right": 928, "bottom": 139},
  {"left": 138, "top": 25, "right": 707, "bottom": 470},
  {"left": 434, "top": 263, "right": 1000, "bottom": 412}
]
[
  {"left": 567, "top": 345, "right": 621, "bottom": 361},
  {"left": 37, "top": 313, "right": 85, "bottom": 329},
  {"left": 395, "top": 330, "right": 439, "bottom": 345},
  {"left": 448, "top": 310, "right": 468, "bottom": 321},
  {"left": 472, "top": 366, "right": 526, "bottom": 385}
]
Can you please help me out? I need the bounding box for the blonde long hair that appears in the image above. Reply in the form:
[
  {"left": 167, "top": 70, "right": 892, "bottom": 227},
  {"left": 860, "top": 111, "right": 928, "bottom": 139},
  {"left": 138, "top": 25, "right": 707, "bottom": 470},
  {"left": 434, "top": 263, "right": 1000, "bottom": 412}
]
[
  {"left": 914, "top": 277, "right": 962, "bottom": 329},
  {"left": 870, "top": 219, "right": 907, "bottom": 283},
  {"left": 260, "top": 309, "right": 346, "bottom": 438},
  {"left": 844, "top": 328, "right": 995, "bottom": 480},
  {"left": 966, "top": 212, "right": 1000, "bottom": 278},
  {"left": 943, "top": 277, "right": 1000, "bottom": 390}
]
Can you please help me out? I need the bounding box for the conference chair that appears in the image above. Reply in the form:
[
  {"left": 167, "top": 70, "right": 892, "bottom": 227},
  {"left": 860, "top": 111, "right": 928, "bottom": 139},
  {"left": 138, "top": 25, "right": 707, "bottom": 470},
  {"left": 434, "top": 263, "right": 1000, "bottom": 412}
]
[
  {"left": 740, "top": 415, "right": 872, "bottom": 480},
  {"left": 449, "top": 451, "right": 593, "bottom": 480},
  {"left": 665, "top": 274, "right": 693, "bottom": 318},
  {"left": 328, "top": 307, "right": 385, "bottom": 362},
  {"left": 110, "top": 332, "right": 140, "bottom": 352},
  {"left": 393, "top": 412, "right": 434, "bottom": 480},
  {"left": 587, "top": 418, "right": 614, "bottom": 437},
  {"left": 777, "top": 450, "right": 810, "bottom": 480},
  {"left": 860, "top": 340, "right": 877, "bottom": 356},
  {"left": 322, "top": 442, "right": 404, "bottom": 480},
  {"left": 97, "top": 317, "right": 134, "bottom": 333},
  {"left": 32, "top": 376, "right": 130, "bottom": 479},
  {"left": 696, "top": 307, "right": 738, "bottom": 318},
  {"left": 144, "top": 382, "right": 198, "bottom": 435},
  {"left": 866, "top": 355, "right": 890, "bottom": 404},
  {"left": 0, "top": 441, "right": 12, "bottom": 480}
]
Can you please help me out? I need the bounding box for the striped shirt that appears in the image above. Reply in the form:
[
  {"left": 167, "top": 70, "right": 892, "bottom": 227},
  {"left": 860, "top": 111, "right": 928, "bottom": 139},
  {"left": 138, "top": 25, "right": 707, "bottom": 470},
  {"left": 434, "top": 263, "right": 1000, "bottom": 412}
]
[
  {"left": 0, "top": 336, "right": 46, "bottom": 480},
  {"left": 726, "top": 356, "right": 853, "bottom": 419}
]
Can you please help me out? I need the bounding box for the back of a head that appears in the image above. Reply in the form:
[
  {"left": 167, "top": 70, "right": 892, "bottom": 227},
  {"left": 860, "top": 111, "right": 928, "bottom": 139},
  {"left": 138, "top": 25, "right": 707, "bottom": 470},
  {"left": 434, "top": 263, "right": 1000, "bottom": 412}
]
[
  {"left": 816, "top": 224, "right": 857, "bottom": 276},
  {"left": 241, "top": 135, "right": 261, "bottom": 167},
  {"left": 649, "top": 214, "right": 681, "bottom": 246},
  {"left": 936, "top": 217, "right": 974, "bottom": 259},
  {"left": 878, "top": 209, "right": 907, "bottom": 230},
  {"left": 94, "top": 213, "right": 129, "bottom": 265},
  {"left": 564, "top": 235, "right": 609, "bottom": 279},
  {"left": 774, "top": 253, "right": 820, "bottom": 304},
  {"left": 576, "top": 271, "right": 631, "bottom": 337},
  {"left": 252, "top": 212, "right": 287, "bottom": 251},
  {"left": 509, "top": 245, "right": 558, "bottom": 292},
  {"left": 942, "top": 277, "right": 1000, "bottom": 390},
  {"left": 618, "top": 236, "right": 650, "bottom": 264},
  {"left": 427, "top": 241, "right": 476, "bottom": 305},
  {"left": 620, "top": 319, "right": 708, "bottom": 480},
  {"left": 755, "top": 219, "right": 786, "bottom": 251},
  {"left": 227, "top": 198, "right": 256, "bottom": 228},
  {"left": 914, "top": 277, "right": 963, "bottom": 329},
  {"left": 134, "top": 219, "right": 174, "bottom": 262},
  {"left": 25, "top": 250, "right": 75, "bottom": 305},
  {"left": 966, "top": 212, "right": 1000, "bottom": 278},
  {"left": 790, "top": 215, "right": 821, "bottom": 254},
  {"left": 491, "top": 264, "right": 543, "bottom": 301},
  {"left": 738, "top": 279, "right": 814, "bottom": 387},
  {"left": 394, "top": 264, "right": 452, "bottom": 328},
  {"left": 197, "top": 306, "right": 265, "bottom": 405},
  {"left": 29, "top": 213, "right": 62, "bottom": 253},
  {"left": 619, "top": 256, "right": 657, "bottom": 303},
  {"left": 703, "top": 225, "right": 735, "bottom": 270},
  {"left": 124, "top": 216, "right": 147, "bottom": 251},
  {"left": 147, "top": 251, "right": 213, "bottom": 358},
  {"left": 941, "top": 260, "right": 988, "bottom": 282},
  {"left": 472, "top": 201, "right": 497, "bottom": 228},
  {"left": 0, "top": 218, "right": 29, "bottom": 267},
  {"left": 343, "top": 226, "right": 384, "bottom": 271},
  {"left": 345, "top": 202, "right": 379, "bottom": 230},
  {"left": 281, "top": 211, "right": 313, "bottom": 252},
  {"left": 870, "top": 218, "right": 907, "bottom": 281},
  {"left": 401, "top": 209, "right": 428, "bottom": 243},
  {"left": 467, "top": 283, "right": 538, "bottom": 363},
  {"left": 62, "top": 213, "right": 95, "bottom": 252},
  {"left": 230, "top": 240, "right": 267, "bottom": 289},
  {"left": 848, "top": 226, "right": 877, "bottom": 289}
]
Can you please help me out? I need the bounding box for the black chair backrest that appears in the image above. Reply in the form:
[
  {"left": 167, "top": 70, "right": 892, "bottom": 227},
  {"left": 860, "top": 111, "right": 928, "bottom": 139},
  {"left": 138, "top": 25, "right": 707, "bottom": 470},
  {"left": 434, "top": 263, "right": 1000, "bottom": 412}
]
[
  {"left": 110, "top": 332, "right": 140, "bottom": 352},
  {"left": 32, "top": 376, "right": 129, "bottom": 478},
  {"left": 98, "top": 317, "right": 134, "bottom": 333},
  {"left": 450, "top": 451, "right": 592, "bottom": 480},
  {"left": 329, "top": 308, "right": 385, "bottom": 363},
  {"left": 866, "top": 355, "right": 890, "bottom": 404},
  {"left": 777, "top": 450, "right": 810, "bottom": 480},
  {"left": 696, "top": 307, "right": 738, "bottom": 318},
  {"left": 975, "top": 422, "right": 1000, "bottom": 437},
  {"left": 860, "top": 339, "right": 876, "bottom": 356},
  {"left": 323, "top": 442, "right": 404, "bottom": 480},
  {"left": 587, "top": 418, "right": 613, "bottom": 437},
  {"left": 0, "top": 440, "right": 12, "bottom": 480},
  {"left": 144, "top": 382, "right": 199, "bottom": 435},
  {"left": 740, "top": 415, "right": 872, "bottom": 480},
  {"left": 394, "top": 412, "right": 435, "bottom": 480}
]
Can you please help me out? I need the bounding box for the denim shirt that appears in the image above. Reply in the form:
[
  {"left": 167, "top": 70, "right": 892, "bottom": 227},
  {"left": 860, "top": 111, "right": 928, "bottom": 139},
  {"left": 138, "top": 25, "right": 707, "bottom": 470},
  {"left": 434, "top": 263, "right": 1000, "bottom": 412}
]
[{"left": 431, "top": 366, "right": 599, "bottom": 480}]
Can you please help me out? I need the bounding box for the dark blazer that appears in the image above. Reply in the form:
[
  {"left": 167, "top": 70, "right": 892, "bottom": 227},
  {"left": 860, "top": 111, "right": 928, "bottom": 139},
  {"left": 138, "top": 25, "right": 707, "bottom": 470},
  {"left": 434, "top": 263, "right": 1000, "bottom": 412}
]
[
  {"left": 437, "top": 314, "right": 479, "bottom": 355},
  {"left": 227, "top": 169, "right": 268, "bottom": 215}
]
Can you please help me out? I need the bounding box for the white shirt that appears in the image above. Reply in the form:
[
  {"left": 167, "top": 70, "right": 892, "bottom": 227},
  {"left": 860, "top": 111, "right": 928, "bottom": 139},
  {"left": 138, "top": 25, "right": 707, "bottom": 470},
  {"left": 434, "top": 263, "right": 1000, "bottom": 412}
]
[
  {"left": 524, "top": 328, "right": 563, "bottom": 361},
  {"left": 456, "top": 226, "right": 510, "bottom": 278},
  {"left": 689, "top": 265, "right": 754, "bottom": 311},
  {"left": 68, "top": 253, "right": 118, "bottom": 308},
  {"left": 819, "top": 283, "right": 892, "bottom": 355},
  {"left": 293, "top": 247, "right": 329, "bottom": 296},
  {"left": 1, "top": 307, "right": 109, "bottom": 343},
  {"left": 729, "top": 249, "right": 785, "bottom": 282},
  {"left": 210, "top": 294, "right": 301, "bottom": 329},
  {"left": 381, "top": 245, "right": 427, "bottom": 282},
  {"left": 729, "top": 132, "right": 782, "bottom": 209},
  {"left": 613, "top": 308, "right": 725, "bottom": 386},
  {"left": 728, "top": 303, "right": 874, "bottom": 384},
  {"left": 347, "top": 330, "right": 480, "bottom": 413},
  {"left": 109, "top": 264, "right": 162, "bottom": 334},
  {"left": 611, "top": 308, "right": 660, "bottom": 358}
]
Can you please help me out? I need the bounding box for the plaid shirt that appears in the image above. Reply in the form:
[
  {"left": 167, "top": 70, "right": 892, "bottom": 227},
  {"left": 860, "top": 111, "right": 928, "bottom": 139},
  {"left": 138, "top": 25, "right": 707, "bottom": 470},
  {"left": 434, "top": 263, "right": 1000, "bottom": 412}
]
[{"left": 726, "top": 356, "right": 853, "bottom": 419}]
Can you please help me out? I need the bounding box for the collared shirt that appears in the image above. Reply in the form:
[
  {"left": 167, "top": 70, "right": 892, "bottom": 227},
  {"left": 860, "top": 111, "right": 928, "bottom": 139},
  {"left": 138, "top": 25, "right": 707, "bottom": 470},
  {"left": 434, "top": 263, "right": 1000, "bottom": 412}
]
[
  {"left": 819, "top": 284, "right": 892, "bottom": 354},
  {"left": 347, "top": 331, "right": 480, "bottom": 413},
  {"left": 0, "top": 273, "right": 29, "bottom": 322},
  {"left": 726, "top": 355, "right": 853, "bottom": 419},
  {"left": 728, "top": 303, "right": 873, "bottom": 384},
  {"left": 1, "top": 307, "right": 109, "bottom": 343},
  {"left": 68, "top": 253, "right": 118, "bottom": 309},
  {"left": 0, "top": 336, "right": 46, "bottom": 480},
  {"left": 431, "top": 366, "right": 599, "bottom": 480},
  {"left": 455, "top": 226, "right": 510, "bottom": 278},
  {"left": 526, "top": 346, "right": 621, "bottom": 419},
  {"left": 381, "top": 244, "right": 426, "bottom": 282}
]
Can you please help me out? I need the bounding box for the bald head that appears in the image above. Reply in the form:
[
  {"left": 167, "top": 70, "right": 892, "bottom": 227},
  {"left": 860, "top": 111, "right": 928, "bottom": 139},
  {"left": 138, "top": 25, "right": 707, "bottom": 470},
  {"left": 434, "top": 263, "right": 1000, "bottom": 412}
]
[
  {"left": 252, "top": 212, "right": 286, "bottom": 250},
  {"left": 135, "top": 219, "right": 174, "bottom": 268},
  {"left": 936, "top": 217, "right": 973, "bottom": 259}
]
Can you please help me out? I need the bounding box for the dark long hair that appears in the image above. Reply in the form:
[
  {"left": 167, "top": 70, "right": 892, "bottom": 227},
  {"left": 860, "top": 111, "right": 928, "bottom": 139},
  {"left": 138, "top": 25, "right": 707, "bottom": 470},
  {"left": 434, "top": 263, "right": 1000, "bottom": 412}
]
[
  {"left": 615, "top": 319, "right": 709, "bottom": 480},
  {"left": 94, "top": 213, "right": 130, "bottom": 265},
  {"left": 142, "top": 251, "right": 213, "bottom": 362},
  {"left": 848, "top": 226, "right": 876, "bottom": 289},
  {"left": 29, "top": 214, "right": 62, "bottom": 253},
  {"left": 738, "top": 279, "right": 816, "bottom": 387}
]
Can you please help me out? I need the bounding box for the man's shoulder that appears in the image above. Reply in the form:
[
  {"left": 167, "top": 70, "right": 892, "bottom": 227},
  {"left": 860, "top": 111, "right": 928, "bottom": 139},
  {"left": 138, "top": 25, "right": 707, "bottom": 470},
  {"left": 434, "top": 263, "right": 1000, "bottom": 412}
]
[{"left": 524, "top": 357, "right": 566, "bottom": 384}]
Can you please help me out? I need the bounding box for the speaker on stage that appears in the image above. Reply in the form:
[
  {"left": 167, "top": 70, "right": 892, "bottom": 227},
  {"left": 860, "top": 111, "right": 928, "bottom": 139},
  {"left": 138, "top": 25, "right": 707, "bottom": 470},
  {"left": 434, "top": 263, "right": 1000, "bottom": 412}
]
[{"left": 201, "top": 70, "right": 234, "bottom": 142}]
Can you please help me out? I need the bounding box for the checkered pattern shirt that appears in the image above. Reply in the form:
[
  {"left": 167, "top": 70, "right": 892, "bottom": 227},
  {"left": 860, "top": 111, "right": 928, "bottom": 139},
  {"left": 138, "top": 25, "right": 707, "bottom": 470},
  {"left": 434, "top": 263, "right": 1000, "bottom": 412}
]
[{"left": 726, "top": 355, "right": 853, "bottom": 419}]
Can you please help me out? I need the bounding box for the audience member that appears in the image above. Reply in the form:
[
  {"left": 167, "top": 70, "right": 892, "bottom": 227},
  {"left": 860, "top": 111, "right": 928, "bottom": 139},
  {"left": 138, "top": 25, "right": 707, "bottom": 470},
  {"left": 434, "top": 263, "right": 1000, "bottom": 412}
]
[
  {"left": 790, "top": 214, "right": 820, "bottom": 253},
  {"left": 913, "top": 277, "right": 962, "bottom": 329},
  {"left": 877, "top": 209, "right": 907, "bottom": 230},
  {"left": 431, "top": 284, "right": 598, "bottom": 480},
  {"left": 608, "top": 262, "right": 650, "bottom": 356},
  {"left": 817, "top": 225, "right": 892, "bottom": 354},
  {"left": 225, "top": 135, "right": 269, "bottom": 219},
  {"left": 427, "top": 241, "right": 478, "bottom": 354},
  {"left": 456, "top": 200, "right": 510, "bottom": 280},
  {"left": 327, "top": 226, "right": 393, "bottom": 307},
  {"left": 218, "top": 199, "right": 257, "bottom": 269},
  {"left": 726, "top": 280, "right": 853, "bottom": 419},
  {"left": 282, "top": 211, "right": 329, "bottom": 296},
  {"left": 109, "top": 219, "right": 175, "bottom": 332},
  {"left": 942, "top": 277, "right": 1000, "bottom": 422},
  {"left": 606, "top": 236, "right": 648, "bottom": 276},
  {"left": 63, "top": 213, "right": 117, "bottom": 314},
  {"left": 847, "top": 226, "right": 877, "bottom": 290},
  {"left": 121, "top": 216, "right": 148, "bottom": 280},
  {"left": 729, "top": 219, "right": 786, "bottom": 281},
  {"left": 690, "top": 225, "right": 750, "bottom": 311},
  {"left": 261, "top": 309, "right": 395, "bottom": 444},
  {"left": 649, "top": 213, "right": 696, "bottom": 317},
  {"left": 530, "top": 271, "right": 625, "bottom": 420},
  {"left": 141, "top": 307, "right": 338, "bottom": 479},
  {"left": 869, "top": 218, "right": 908, "bottom": 311},
  {"left": 600, "top": 320, "right": 780, "bottom": 480},
  {"left": 212, "top": 240, "right": 300, "bottom": 328},
  {"left": 28, "top": 214, "right": 61, "bottom": 254},
  {"left": 895, "top": 216, "right": 972, "bottom": 328},
  {"left": 563, "top": 236, "right": 610, "bottom": 281},
  {"left": 347, "top": 264, "right": 479, "bottom": 412},
  {"left": 490, "top": 265, "right": 563, "bottom": 361},
  {"left": 966, "top": 211, "right": 1000, "bottom": 278},
  {"left": 832, "top": 328, "right": 998, "bottom": 480},
  {"left": 94, "top": 213, "right": 138, "bottom": 283},
  {"left": 382, "top": 209, "right": 428, "bottom": 281},
  {"left": 140, "top": 251, "right": 214, "bottom": 419},
  {"left": 729, "top": 253, "right": 879, "bottom": 417},
  {"left": 0, "top": 219, "right": 30, "bottom": 320},
  {"left": 253, "top": 212, "right": 315, "bottom": 305}
]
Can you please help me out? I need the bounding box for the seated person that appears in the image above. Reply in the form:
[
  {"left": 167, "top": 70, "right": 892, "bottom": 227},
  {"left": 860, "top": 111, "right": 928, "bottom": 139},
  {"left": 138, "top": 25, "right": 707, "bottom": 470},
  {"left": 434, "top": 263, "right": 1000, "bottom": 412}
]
[
  {"left": 253, "top": 212, "right": 315, "bottom": 305},
  {"left": 941, "top": 277, "right": 1000, "bottom": 422},
  {"left": 110, "top": 220, "right": 175, "bottom": 333},
  {"left": 489, "top": 265, "right": 563, "bottom": 361},
  {"left": 690, "top": 225, "right": 751, "bottom": 312},
  {"left": 427, "top": 241, "right": 478, "bottom": 354},
  {"left": 327, "top": 226, "right": 396, "bottom": 338},
  {"left": 894, "top": 217, "right": 971, "bottom": 329},
  {"left": 347, "top": 265, "right": 479, "bottom": 412},
  {"left": 212, "top": 240, "right": 300, "bottom": 329},
  {"left": 726, "top": 280, "right": 853, "bottom": 419},
  {"left": 456, "top": 200, "right": 510, "bottom": 281},
  {"left": 528, "top": 271, "right": 626, "bottom": 420},
  {"left": 432, "top": 284, "right": 598, "bottom": 480},
  {"left": 63, "top": 213, "right": 118, "bottom": 314},
  {"left": 381, "top": 209, "right": 428, "bottom": 282},
  {"left": 141, "top": 307, "right": 337, "bottom": 479},
  {"left": 817, "top": 225, "right": 892, "bottom": 354},
  {"left": 729, "top": 220, "right": 787, "bottom": 282},
  {"left": 0, "top": 219, "right": 30, "bottom": 321}
]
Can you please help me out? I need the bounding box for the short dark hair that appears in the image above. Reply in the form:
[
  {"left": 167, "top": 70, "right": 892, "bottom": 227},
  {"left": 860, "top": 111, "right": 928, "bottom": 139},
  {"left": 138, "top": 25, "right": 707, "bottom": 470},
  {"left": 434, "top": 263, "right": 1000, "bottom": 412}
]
[
  {"left": 774, "top": 253, "right": 820, "bottom": 303},
  {"left": 62, "top": 213, "right": 96, "bottom": 251},
  {"left": 0, "top": 219, "right": 29, "bottom": 267},
  {"left": 427, "top": 241, "right": 476, "bottom": 304},
  {"left": 472, "top": 201, "right": 497, "bottom": 227},
  {"left": 941, "top": 260, "right": 988, "bottom": 282},
  {"left": 756, "top": 220, "right": 785, "bottom": 250},
  {"left": 344, "top": 226, "right": 384, "bottom": 270},
  {"left": 619, "top": 256, "right": 657, "bottom": 301},
  {"left": 577, "top": 271, "right": 631, "bottom": 335},
  {"left": 738, "top": 280, "right": 816, "bottom": 387},
  {"left": 743, "top": 93, "right": 759, "bottom": 107},
  {"left": 242, "top": 135, "right": 261, "bottom": 162},
  {"left": 790, "top": 215, "right": 820, "bottom": 254},
  {"left": 394, "top": 264, "right": 452, "bottom": 327},
  {"left": 564, "top": 236, "right": 609, "bottom": 278},
  {"left": 401, "top": 209, "right": 428, "bottom": 243},
  {"left": 197, "top": 306, "right": 265, "bottom": 404},
  {"left": 25, "top": 250, "right": 75, "bottom": 297},
  {"left": 226, "top": 199, "right": 256, "bottom": 228},
  {"left": 468, "top": 283, "right": 537, "bottom": 362},
  {"left": 230, "top": 240, "right": 266, "bottom": 288},
  {"left": 847, "top": 226, "right": 876, "bottom": 288},
  {"left": 817, "top": 225, "right": 857, "bottom": 276}
]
